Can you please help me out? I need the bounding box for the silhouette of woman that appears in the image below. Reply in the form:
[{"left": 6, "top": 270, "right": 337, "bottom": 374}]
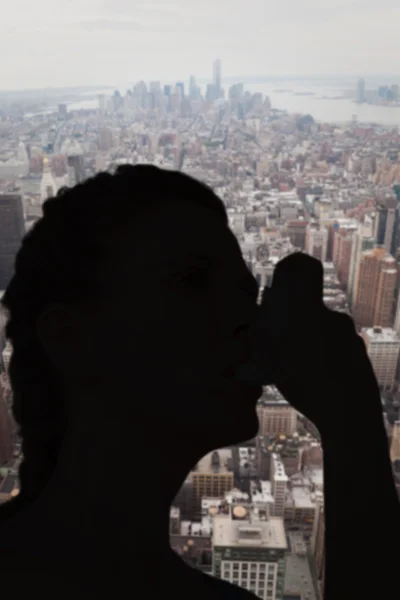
[
  {"left": 0, "top": 166, "right": 263, "bottom": 597},
  {"left": 0, "top": 165, "right": 398, "bottom": 600}
]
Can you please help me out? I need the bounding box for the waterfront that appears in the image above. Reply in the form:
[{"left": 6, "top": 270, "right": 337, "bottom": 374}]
[{"left": 66, "top": 80, "right": 400, "bottom": 127}]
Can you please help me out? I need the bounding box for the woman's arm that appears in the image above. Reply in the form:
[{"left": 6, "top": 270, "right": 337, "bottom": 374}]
[
  {"left": 238, "top": 253, "right": 400, "bottom": 599},
  {"left": 321, "top": 387, "right": 399, "bottom": 600}
]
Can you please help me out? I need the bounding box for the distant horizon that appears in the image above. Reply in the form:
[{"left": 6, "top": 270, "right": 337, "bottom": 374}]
[{"left": 2, "top": 74, "right": 400, "bottom": 96}]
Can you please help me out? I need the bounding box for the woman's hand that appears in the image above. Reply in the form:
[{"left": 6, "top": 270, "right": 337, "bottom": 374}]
[{"left": 236, "top": 253, "right": 380, "bottom": 434}]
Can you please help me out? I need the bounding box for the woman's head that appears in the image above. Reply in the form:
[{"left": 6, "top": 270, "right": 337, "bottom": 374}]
[{"left": 2, "top": 165, "right": 261, "bottom": 502}]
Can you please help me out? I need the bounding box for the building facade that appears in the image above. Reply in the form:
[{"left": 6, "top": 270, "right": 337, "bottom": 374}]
[
  {"left": 0, "top": 193, "right": 25, "bottom": 290},
  {"left": 213, "top": 509, "right": 287, "bottom": 600}
]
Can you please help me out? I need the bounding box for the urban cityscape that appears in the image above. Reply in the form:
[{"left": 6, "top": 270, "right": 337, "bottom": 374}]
[
  {"left": 356, "top": 78, "right": 400, "bottom": 106},
  {"left": 1, "top": 58, "right": 400, "bottom": 599}
]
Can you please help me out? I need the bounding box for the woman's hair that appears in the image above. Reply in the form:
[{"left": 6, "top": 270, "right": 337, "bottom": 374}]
[{"left": 0, "top": 165, "right": 227, "bottom": 508}]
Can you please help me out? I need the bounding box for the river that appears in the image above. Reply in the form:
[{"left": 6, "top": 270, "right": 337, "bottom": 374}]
[{"left": 64, "top": 80, "right": 400, "bottom": 127}]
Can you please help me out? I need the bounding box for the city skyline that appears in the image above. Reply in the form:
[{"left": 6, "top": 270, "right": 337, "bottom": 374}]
[{"left": 0, "top": 60, "right": 399, "bottom": 598}]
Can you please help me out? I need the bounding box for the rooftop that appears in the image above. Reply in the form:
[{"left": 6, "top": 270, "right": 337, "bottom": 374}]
[
  {"left": 195, "top": 449, "right": 233, "bottom": 474},
  {"left": 213, "top": 514, "right": 287, "bottom": 550},
  {"left": 290, "top": 487, "right": 316, "bottom": 510},
  {"left": 251, "top": 480, "right": 274, "bottom": 505},
  {"left": 362, "top": 327, "right": 400, "bottom": 343}
]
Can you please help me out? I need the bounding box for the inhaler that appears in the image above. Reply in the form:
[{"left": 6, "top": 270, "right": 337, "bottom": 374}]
[{"left": 233, "top": 253, "right": 324, "bottom": 388}]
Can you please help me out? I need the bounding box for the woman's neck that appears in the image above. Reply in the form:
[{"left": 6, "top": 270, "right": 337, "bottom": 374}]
[{"left": 12, "top": 413, "right": 190, "bottom": 566}]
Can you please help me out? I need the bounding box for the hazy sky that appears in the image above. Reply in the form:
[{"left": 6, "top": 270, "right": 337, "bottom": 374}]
[{"left": 2, "top": 0, "right": 400, "bottom": 89}]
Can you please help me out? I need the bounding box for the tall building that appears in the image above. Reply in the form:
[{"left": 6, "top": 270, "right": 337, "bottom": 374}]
[
  {"left": 256, "top": 436, "right": 272, "bottom": 480},
  {"left": 348, "top": 219, "right": 375, "bottom": 307},
  {"left": 353, "top": 247, "right": 397, "bottom": 328},
  {"left": 393, "top": 289, "right": 400, "bottom": 337},
  {"left": 356, "top": 78, "right": 365, "bottom": 103},
  {"left": 133, "top": 81, "right": 148, "bottom": 109},
  {"left": 373, "top": 196, "right": 399, "bottom": 256},
  {"left": 361, "top": 327, "right": 400, "bottom": 391},
  {"left": 305, "top": 223, "right": 328, "bottom": 262},
  {"left": 163, "top": 84, "right": 172, "bottom": 97},
  {"left": 149, "top": 81, "right": 161, "bottom": 93},
  {"left": 62, "top": 139, "right": 85, "bottom": 185},
  {"left": 206, "top": 83, "right": 218, "bottom": 103},
  {"left": 212, "top": 507, "right": 287, "bottom": 600},
  {"left": 311, "top": 501, "right": 325, "bottom": 598},
  {"left": 191, "top": 450, "right": 234, "bottom": 513},
  {"left": 390, "top": 421, "right": 400, "bottom": 462},
  {"left": 176, "top": 82, "right": 185, "bottom": 98},
  {"left": 40, "top": 157, "right": 58, "bottom": 204},
  {"left": 189, "top": 76, "right": 196, "bottom": 99},
  {"left": 213, "top": 59, "right": 221, "bottom": 95},
  {"left": 257, "top": 391, "right": 297, "bottom": 437},
  {"left": 0, "top": 193, "right": 25, "bottom": 289},
  {"left": 98, "top": 127, "right": 113, "bottom": 151},
  {"left": 286, "top": 220, "right": 308, "bottom": 250},
  {"left": 270, "top": 454, "right": 288, "bottom": 518},
  {"left": 332, "top": 224, "right": 358, "bottom": 289},
  {"left": 229, "top": 83, "right": 244, "bottom": 104}
]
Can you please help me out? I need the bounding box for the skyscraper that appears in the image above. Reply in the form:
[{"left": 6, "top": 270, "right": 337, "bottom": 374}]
[
  {"left": 305, "top": 223, "right": 328, "bottom": 262},
  {"left": 270, "top": 454, "right": 288, "bottom": 517},
  {"left": 353, "top": 246, "right": 397, "bottom": 328},
  {"left": 332, "top": 223, "right": 358, "bottom": 289},
  {"left": 390, "top": 421, "right": 400, "bottom": 462},
  {"left": 356, "top": 78, "right": 365, "bottom": 103},
  {"left": 360, "top": 327, "right": 400, "bottom": 391},
  {"left": 176, "top": 82, "right": 185, "bottom": 98},
  {"left": 311, "top": 501, "right": 325, "bottom": 598},
  {"left": 348, "top": 219, "right": 375, "bottom": 307},
  {"left": 0, "top": 193, "right": 25, "bottom": 290},
  {"left": 191, "top": 450, "right": 234, "bottom": 513},
  {"left": 40, "top": 156, "right": 58, "bottom": 204},
  {"left": 189, "top": 75, "right": 197, "bottom": 100},
  {"left": 256, "top": 397, "right": 297, "bottom": 437},
  {"left": 373, "top": 196, "right": 399, "bottom": 257},
  {"left": 213, "top": 59, "right": 221, "bottom": 95}
]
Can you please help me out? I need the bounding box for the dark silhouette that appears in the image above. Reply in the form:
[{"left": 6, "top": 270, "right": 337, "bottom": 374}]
[{"left": 0, "top": 165, "right": 398, "bottom": 600}]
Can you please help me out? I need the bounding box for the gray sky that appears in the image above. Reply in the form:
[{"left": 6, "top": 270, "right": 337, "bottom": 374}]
[{"left": 2, "top": 0, "right": 400, "bottom": 89}]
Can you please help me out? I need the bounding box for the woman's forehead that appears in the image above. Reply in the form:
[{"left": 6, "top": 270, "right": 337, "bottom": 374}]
[{"left": 111, "top": 199, "right": 238, "bottom": 264}]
